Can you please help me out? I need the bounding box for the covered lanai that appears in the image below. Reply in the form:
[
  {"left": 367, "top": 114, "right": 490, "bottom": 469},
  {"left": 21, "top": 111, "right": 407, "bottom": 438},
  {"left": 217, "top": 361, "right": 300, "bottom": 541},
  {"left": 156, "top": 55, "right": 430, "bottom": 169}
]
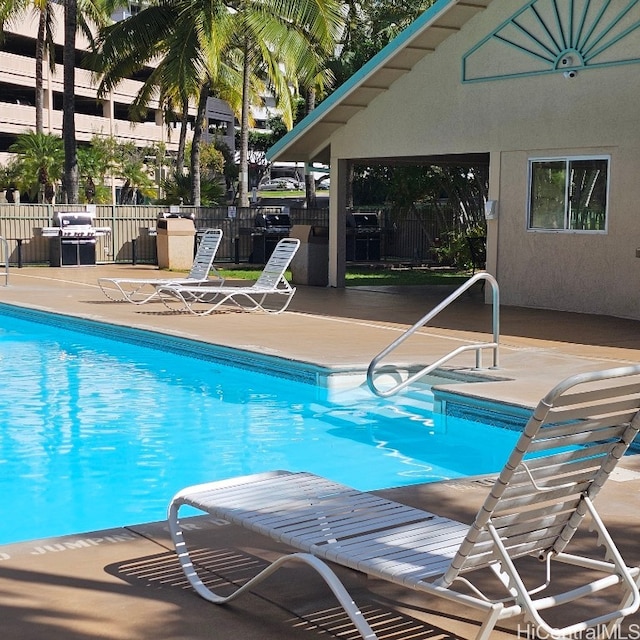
[{"left": 268, "top": 0, "right": 640, "bottom": 320}]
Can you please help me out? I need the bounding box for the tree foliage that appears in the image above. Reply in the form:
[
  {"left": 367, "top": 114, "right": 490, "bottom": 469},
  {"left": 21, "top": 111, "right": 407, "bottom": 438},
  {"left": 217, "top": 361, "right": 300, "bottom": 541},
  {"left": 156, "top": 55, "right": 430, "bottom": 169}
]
[
  {"left": 159, "top": 138, "right": 227, "bottom": 206},
  {"left": 244, "top": 102, "right": 304, "bottom": 188},
  {"left": 9, "top": 131, "right": 64, "bottom": 203},
  {"left": 197, "top": 141, "right": 225, "bottom": 179},
  {"left": 328, "top": 0, "right": 436, "bottom": 87},
  {"left": 77, "top": 135, "right": 116, "bottom": 203},
  {"left": 62, "top": 0, "right": 116, "bottom": 203},
  {"left": 5, "top": 132, "right": 193, "bottom": 205},
  {"left": 353, "top": 163, "right": 488, "bottom": 268},
  {"left": 325, "top": 0, "right": 487, "bottom": 260},
  {"left": 113, "top": 142, "right": 156, "bottom": 204},
  {"left": 93, "top": 0, "right": 344, "bottom": 207}
]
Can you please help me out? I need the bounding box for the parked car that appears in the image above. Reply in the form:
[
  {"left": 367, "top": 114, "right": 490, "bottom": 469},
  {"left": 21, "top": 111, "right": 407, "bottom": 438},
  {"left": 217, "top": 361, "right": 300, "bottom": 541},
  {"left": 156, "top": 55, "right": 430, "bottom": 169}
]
[
  {"left": 315, "top": 175, "right": 330, "bottom": 190},
  {"left": 258, "top": 177, "right": 304, "bottom": 191}
]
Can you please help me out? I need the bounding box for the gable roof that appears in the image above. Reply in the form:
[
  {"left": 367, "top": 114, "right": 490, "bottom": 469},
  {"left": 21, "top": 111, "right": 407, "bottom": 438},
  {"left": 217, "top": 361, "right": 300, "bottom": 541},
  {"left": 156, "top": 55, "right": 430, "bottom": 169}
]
[{"left": 267, "top": 0, "right": 492, "bottom": 164}]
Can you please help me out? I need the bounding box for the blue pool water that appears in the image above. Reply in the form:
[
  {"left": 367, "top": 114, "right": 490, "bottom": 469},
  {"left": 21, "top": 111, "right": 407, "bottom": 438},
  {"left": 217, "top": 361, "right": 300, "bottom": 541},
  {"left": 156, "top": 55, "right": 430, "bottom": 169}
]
[{"left": 0, "top": 304, "right": 521, "bottom": 545}]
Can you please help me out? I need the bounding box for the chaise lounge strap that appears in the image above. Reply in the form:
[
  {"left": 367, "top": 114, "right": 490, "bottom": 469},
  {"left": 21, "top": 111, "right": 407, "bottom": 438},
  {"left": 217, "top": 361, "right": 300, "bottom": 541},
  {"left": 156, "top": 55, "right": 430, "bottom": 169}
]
[{"left": 171, "top": 471, "right": 468, "bottom": 584}]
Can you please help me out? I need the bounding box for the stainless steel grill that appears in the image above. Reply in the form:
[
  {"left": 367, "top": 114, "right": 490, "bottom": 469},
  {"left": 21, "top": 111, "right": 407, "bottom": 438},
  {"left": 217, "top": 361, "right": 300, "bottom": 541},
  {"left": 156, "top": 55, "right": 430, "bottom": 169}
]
[{"left": 42, "top": 211, "right": 111, "bottom": 267}]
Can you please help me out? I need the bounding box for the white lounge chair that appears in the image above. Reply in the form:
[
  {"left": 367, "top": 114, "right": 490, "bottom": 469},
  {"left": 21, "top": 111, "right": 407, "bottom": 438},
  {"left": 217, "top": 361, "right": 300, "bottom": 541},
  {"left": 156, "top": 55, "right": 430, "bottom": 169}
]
[
  {"left": 157, "top": 236, "right": 300, "bottom": 315},
  {"left": 98, "top": 228, "right": 224, "bottom": 304},
  {"left": 168, "top": 365, "right": 640, "bottom": 640}
]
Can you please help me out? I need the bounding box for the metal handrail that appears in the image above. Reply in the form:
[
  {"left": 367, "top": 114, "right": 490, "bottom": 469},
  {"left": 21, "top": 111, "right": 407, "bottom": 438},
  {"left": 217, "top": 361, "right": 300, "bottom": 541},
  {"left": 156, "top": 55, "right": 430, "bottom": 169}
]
[
  {"left": 367, "top": 272, "right": 499, "bottom": 397},
  {"left": 0, "top": 236, "right": 8, "bottom": 285}
]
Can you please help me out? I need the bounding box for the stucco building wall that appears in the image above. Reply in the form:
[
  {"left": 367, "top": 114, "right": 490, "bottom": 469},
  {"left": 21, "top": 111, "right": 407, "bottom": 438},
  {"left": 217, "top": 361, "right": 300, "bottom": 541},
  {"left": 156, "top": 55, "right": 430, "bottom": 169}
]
[{"left": 326, "top": 0, "right": 640, "bottom": 319}]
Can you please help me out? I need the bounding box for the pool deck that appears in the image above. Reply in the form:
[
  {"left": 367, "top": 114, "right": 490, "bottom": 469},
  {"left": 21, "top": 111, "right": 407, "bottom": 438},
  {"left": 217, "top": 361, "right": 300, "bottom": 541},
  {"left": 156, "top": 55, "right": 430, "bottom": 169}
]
[{"left": 3, "top": 264, "right": 640, "bottom": 639}]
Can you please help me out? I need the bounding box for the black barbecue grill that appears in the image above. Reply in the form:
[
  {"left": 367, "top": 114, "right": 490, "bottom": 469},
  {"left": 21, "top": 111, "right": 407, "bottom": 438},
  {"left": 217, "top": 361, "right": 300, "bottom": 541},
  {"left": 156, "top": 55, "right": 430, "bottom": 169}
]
[
  {"left": 347, "top": 211, "right": 381, "bottom": 261},
  {"left": 254, "top": 212, "right": 291, "bottom": 233},
  {"left": 252, "top": 211, "right": 291, "bottom": 263},
  {"left": 42, "top": 211, "right": 111, "bottom": 267}
]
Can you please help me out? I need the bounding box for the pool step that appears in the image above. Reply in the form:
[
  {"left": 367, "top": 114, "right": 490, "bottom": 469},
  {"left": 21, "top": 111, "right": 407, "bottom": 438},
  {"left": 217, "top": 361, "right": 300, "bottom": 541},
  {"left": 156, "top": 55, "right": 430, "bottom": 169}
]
[{"left": 311, "top": 386, "right": 436, "bottom": 428}]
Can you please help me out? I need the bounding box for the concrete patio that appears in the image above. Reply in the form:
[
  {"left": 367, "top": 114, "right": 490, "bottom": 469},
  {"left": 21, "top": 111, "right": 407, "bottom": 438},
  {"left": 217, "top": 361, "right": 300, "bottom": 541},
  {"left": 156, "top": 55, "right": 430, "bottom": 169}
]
[{"left": 2, "top": 264, "right": 640, "bottom": 640}]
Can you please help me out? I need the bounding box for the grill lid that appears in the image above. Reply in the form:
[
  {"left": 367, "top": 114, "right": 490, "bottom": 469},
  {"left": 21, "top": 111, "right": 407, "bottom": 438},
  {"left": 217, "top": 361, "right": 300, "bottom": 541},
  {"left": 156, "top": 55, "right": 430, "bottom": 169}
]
[
  {"left": 347, "top": 212, "right": 379, "bottom": 228},
  {"left": 53, "top": 211, "right": 96, "bottom": 228},
  {"left": 40, "top": 210, "right": 111, "bottom": 238},
  {"left": 255, "top": 212, "right": 291, "bottom": 229}
]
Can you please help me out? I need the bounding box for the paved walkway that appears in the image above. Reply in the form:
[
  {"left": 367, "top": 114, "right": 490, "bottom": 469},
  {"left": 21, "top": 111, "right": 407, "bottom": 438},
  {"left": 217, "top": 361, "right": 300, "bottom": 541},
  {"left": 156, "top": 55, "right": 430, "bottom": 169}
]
[
  {"left": 2, "top": 265, "right": 640, "bottom": 640},
  {"left": 6, "top": 265, "right": 640, "bottom": 406}
]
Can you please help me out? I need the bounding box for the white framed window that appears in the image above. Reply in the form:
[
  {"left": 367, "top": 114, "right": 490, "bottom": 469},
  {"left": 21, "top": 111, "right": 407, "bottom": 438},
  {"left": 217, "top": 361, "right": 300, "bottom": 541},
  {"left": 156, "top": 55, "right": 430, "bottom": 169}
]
[{"left": 528, "top": 156, "right": 609, "bottom": 232}]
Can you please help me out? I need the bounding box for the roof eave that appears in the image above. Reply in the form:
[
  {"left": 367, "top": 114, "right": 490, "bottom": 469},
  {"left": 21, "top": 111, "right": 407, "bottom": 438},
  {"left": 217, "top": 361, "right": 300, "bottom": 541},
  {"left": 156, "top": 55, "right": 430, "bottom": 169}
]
[{"left": 267, "top": 0, "right": 485, "bottom": 163}]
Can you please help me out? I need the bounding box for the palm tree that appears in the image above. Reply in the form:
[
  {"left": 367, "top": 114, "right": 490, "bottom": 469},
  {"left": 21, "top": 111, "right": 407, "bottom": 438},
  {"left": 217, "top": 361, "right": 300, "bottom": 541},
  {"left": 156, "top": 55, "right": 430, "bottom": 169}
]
[
  {"left": 34, "top": 1, "right": 55, "bottom": 133},
  {"left": 113, "top": 141, "right": 155, "bottom": 204},
  {"left": 0, "top": 0, "right": 57, "bottom": 134},
  {"left": 9, "top": 131, "right": 64, "bottom": 202},
  {"left": 94, "top": 0, "right": 343, "bottom": 207},
  {"left": 227, "top": 0, "right": 344, "bottom": 207},
  {"left": 61, "top": 0, "right": 115, "bottom": 203},
  {"left": 94, "top": 0, "right": 235, "bottom": 206},
  {"left": 2, "top": 0, "right": 114, "bottom": 198},
  {"left": 62, "top": 0, "right": 79, "bottom": 202},
  {"left": 77, "top": 136, "right": 116, "bottom": 203}
]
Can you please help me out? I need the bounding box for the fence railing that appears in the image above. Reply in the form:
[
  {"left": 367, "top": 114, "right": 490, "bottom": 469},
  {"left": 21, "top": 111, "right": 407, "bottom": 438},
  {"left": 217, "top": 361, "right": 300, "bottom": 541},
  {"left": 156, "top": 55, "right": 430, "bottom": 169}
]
[
  {"left": 0, "top": 235, "right": 8, "bottom": 285},
  {"left": 0, "top": 203, "right": 458, "bottom": 267}
]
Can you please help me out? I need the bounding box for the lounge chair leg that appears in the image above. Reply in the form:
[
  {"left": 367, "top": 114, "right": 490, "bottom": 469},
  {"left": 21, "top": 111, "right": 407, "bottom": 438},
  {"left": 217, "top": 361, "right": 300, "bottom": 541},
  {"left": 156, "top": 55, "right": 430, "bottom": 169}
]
[
  {"left": 603, "top": 571, "right": 640, "bottom": 637},
  {"left": 474, "top": 603, "right": 503, "bottom": 640},
  {"left": 169, "top": 509, "right": 377, "bottom": 639}
]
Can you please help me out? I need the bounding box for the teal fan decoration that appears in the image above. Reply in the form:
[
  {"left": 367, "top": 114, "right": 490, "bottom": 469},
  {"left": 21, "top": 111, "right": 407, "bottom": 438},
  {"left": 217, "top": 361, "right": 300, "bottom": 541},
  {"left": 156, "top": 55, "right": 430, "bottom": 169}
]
[{"left": 462, "top": 0, "right": 640, "bottom": 82}]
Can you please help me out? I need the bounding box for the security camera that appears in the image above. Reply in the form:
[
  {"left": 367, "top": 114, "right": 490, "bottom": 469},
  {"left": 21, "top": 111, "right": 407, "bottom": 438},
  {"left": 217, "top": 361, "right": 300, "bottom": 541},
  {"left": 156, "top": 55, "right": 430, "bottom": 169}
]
[
  {"left": 560, "top": 56, "right": 573, "bottom": 66},
  {"left": 563, "top": 70, "right": 578, "bottom": 79}
]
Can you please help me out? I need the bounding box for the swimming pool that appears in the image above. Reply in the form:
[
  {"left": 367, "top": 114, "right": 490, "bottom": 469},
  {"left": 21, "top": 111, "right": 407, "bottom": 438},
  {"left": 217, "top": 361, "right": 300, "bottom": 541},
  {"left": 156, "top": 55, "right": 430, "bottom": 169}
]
[{"left": 0, "top": 303, "right": 521, "bottom": 545}]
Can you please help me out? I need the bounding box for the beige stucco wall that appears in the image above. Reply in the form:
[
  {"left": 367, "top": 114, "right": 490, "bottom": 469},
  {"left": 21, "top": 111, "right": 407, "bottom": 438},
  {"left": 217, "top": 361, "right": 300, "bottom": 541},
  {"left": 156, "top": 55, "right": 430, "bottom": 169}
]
[{"left": 328, "top": 0, "right": 640, "bottom": 319}]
